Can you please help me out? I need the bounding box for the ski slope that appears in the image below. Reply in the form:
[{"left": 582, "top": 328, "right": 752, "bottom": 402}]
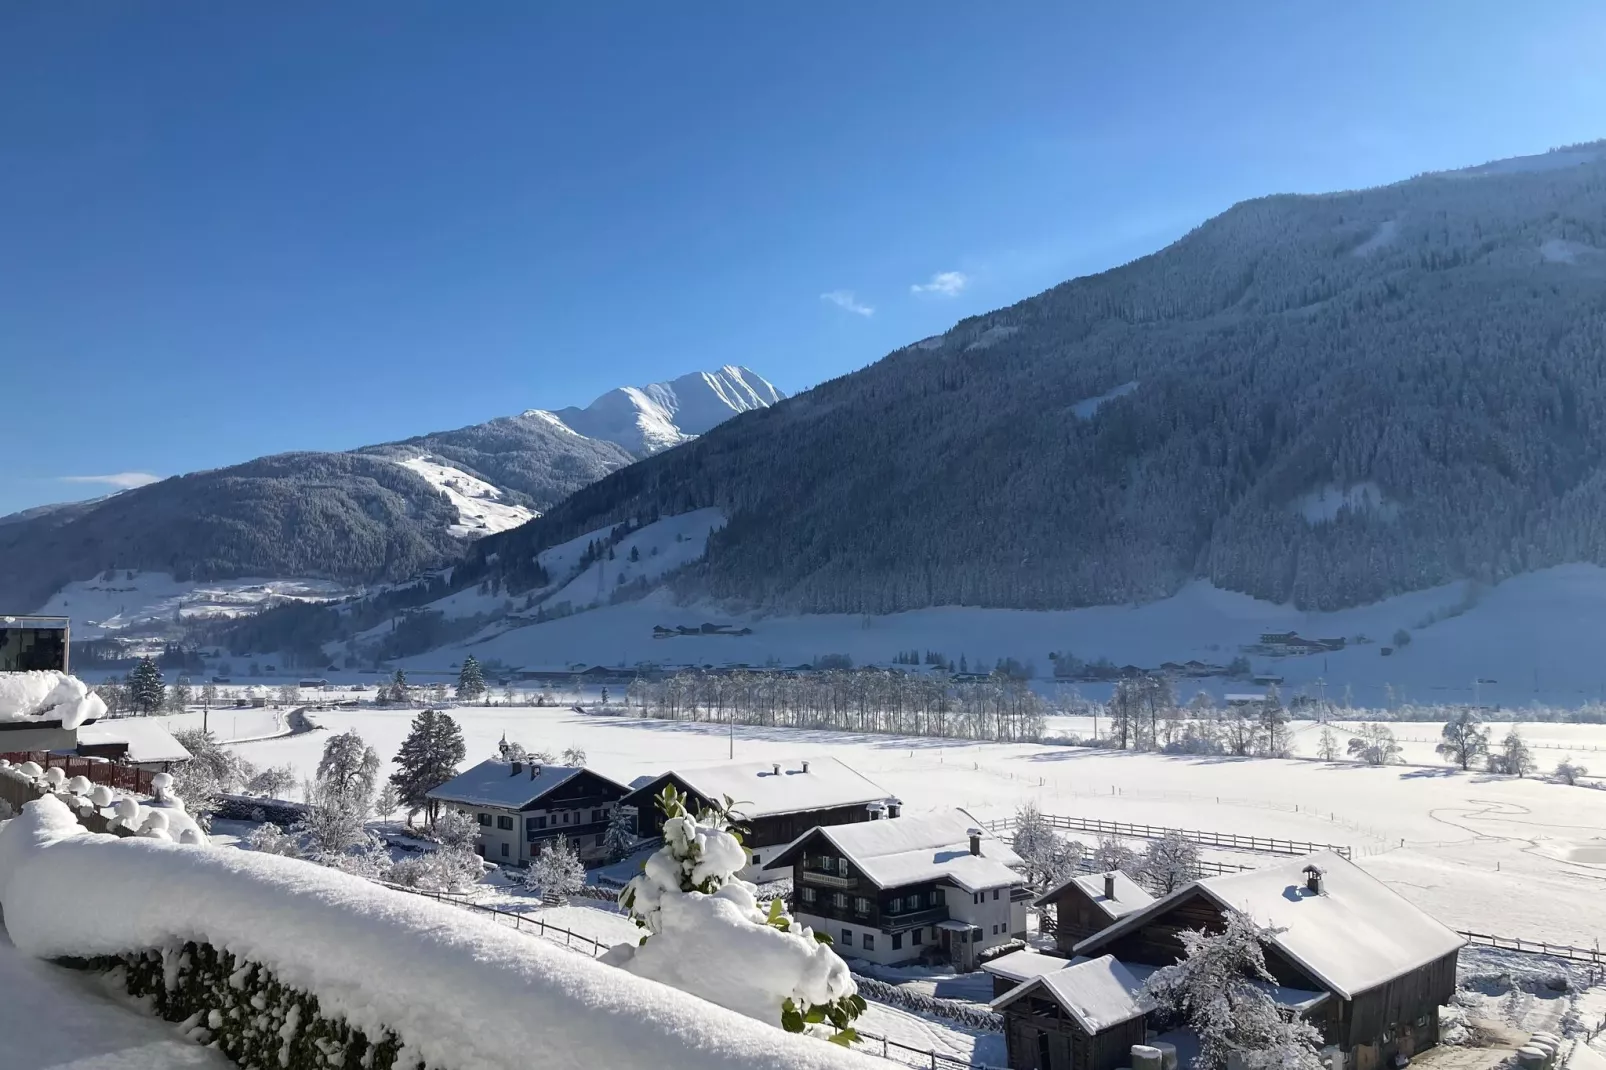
[
  {"left": 232, "top": 704, "right": 1606, "bottom": 948},
  {"left": 395, "top": 456, "right": 537, "bottom": 536}
]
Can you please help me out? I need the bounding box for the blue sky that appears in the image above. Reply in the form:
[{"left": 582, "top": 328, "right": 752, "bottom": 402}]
[{"left": 4, "top": 2, "right": 1605, "bottom": 515}]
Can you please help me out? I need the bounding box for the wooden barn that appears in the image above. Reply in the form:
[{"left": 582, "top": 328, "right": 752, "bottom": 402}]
[
  {"left": 1071, "top": 852, "right": 1465, "bottom": 1070},
  {"left": 991, "top": 954, "right": 1150, "bottom": 1070},
  {"left": 1034, "top": 870, "right": 1154, "bottom": 953}
]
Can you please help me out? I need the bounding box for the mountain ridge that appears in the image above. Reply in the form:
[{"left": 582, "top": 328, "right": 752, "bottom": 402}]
[
  {"left": 2, "top": 367, "right": 782, "bottom": 614},
  {"left": 451, "top": 141, "right": 1606, "bottom": 617}
]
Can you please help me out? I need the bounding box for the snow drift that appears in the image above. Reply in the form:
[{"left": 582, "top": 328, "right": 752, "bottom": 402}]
[
  {"left": 0, "top": 796, "right": 879, "bottom": 1070},
  {"left": 0, "top": 671, "right": 105, "bottom": 728}
]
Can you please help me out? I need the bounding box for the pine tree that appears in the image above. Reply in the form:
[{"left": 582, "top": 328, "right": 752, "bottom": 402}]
[
  {"left": 389, "top": 668, "right": 409, "bottom": 704},
  {"left": 389, "top": 709, "right": 466, "bottom": 827},
  {"left": 456, "top": 655, "right": 486, "bottom": 701},
  {"left": 603, "top": 805, "right": 638, "bottom": 863},
  {"left": 127, "top": 658, "right": 166, "bottom": 715}
]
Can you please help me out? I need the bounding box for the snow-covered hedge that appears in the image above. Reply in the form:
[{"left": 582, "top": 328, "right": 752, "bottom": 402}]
[
  {"left": 0, "top": 796, "right": 880, "bottom": 1070},
  {"left": 850, "top": 976, "right": 1003, "bottom": 1033},
  {"left": 0, "top": 670, "right": 106, "bottom": 727}
]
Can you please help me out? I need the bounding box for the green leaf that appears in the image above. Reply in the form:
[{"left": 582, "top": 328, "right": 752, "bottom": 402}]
[
  {"left": 767, "top": 898, "right": 784, "bottom": 923},
  {"left": 814, "top": 931, "right": 834, "bottom": 945},
  {"left": 804, "top": 1006, "right": 827, "bottom": 1024}
]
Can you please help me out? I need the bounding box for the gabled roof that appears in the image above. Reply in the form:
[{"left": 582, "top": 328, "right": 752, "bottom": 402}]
[
  {"left": 427, "top": 759, "right": 626, "bottom": 810},
  {"left": 1033, "top": 870, "right": 1154, "bottom": 917},
  {"left": 765, "top": 810, "right": 1023, "bottom": 892},
  {"left": 76, "top": 720, "right": 192, "bottom": 763},
  {"left": 991, "top": 954, "right": 1150, "bottom": 1032},
  {"left": 980, "top": 948, "right": 1079, "bottom": 984},
  {"left": 623, "top": 757, "right": 893, "bottom": 820},
  {"left": 1073, "top": 852, "right": 1465, "bottom": 1000}
]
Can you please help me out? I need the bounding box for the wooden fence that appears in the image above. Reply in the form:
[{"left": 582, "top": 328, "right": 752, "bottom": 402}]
[
  {"left": 980, "top": 814, "right": 1351, "bottom": 859},
  {"left": 384, "top": 884, "right": 1004, "bottom": 1069},
  {"left": 1458, "top": 930, "right": 1606, "bottom": 967},
  {"left": 0, "top": 751, "right": 157, "bottom": 796}
]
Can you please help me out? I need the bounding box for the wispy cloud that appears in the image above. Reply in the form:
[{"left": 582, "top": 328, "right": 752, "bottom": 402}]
[
  {"left": 820, "top": 290, "right": 874, "bottom": 317},
  {"left": 59, "top": 472, "right": 162, "bottom": 490},
  {"left": 910, "top": 270, "right": 968, "bottom": 297}
]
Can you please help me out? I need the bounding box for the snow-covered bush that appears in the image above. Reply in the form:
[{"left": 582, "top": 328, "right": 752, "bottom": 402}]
[
  {"left": 1144, "top": 909, "right": 1324, "bottom": 1070},
  {"left": 611, "top": 785, "right": 865, "bottom": 1044},
  {"left": 1347, "top": 723, "right": 1402, "bottom": 766},
  {"left": 1555, "top": 758, "right": 1590, "bottom": 786},
  {"left": 603, "top": 804, "right": 638, "bottom": 862},
  {"left": 1140, "top": 830, "right": 1202, "bottom": 894},
  {"left": 524, "top": 834, "right": 585, "bottom": 903}
]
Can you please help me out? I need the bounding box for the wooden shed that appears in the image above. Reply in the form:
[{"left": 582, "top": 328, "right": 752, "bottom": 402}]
[
  {"left": 991, "top": 954, "right": 1150, "bottom": 1070},
  {"left": 1072, "top": 852, "right": 1465, "bottom": 1070},
  {"left": 1034, "top": 870, "right": 1155, "bottom": 953}
]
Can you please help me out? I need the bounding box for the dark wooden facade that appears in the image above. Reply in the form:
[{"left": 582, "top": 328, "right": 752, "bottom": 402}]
[
  {"left": 1002, "top": 989, "right": 1146, "bottom": 1070},
  {"left": 1079, "top": 889, "right": 1458, "bottom": 1070},
  {"left": 1040, "top": 881, "right": 1125, "bottom": 953},
  {"left": 622, "top": 772, "right": 881, "bottom": 859}
]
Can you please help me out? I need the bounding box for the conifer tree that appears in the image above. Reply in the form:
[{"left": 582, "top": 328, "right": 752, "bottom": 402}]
[
  {"left": 127, "top": 657, "right": 166, "bottom": 715},
  {"left": 389, "top": 709, "right": 466, "bottom": 827},
  {"left": 456, "top": 655, "right": 486, "bottom": 702}
]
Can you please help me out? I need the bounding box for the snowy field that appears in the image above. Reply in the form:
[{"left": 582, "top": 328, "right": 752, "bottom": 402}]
[
  {"left": 391, "top": 563, "right": 1606, "bottom": 711},
  {"left": 232, "top": 705, "right": 1606, "bottom": 948}
]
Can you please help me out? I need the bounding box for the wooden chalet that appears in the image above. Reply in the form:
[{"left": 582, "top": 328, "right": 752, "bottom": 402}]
[
  {"left": 621, "top": 756, "right": 896, "bottom": 881},
  {"left": 1068, "top": 852, "right": 1465, "bottom": 1070},
  {"left": 991, "top": 955, "right": 1150, "bottom": 1070},
  {"left": 1034, "top": 871, "right": 1154, "bottom": 952},
  {"left": 427, "top": 757, "right": 632, "bottom": 866}
]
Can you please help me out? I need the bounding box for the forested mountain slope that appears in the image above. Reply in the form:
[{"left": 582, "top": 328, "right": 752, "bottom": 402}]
[
  {"left": 2, "top": 368, "right": 780, "bottom": 615},
  {"left": 460, "top": 143, "right": 1606, "bottom": 614}
]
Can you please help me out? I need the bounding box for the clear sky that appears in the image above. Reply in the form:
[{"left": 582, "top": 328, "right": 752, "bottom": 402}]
[{"left": 4, "top": 2, "right": 1605, "bottom": 515}]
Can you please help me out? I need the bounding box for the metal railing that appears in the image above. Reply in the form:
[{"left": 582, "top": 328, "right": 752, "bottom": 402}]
[
  {"left": 981, "top": 814, "right": 1351, "bottom": 859},
  {"left": 855, "top": 1029, "right": 1005, "bottom": 1070}
]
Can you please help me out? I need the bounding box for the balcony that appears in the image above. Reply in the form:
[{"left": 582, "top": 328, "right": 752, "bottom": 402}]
[
  {"left": 882, "top": 906, "right": 950, "bottom": 931},
  {"left": 799, "top": 867, "right": 857, "bottom": 890}
]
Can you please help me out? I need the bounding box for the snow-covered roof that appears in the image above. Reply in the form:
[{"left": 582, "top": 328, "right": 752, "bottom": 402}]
[
  {"left": 76, "top": 720, "right": 192, "bottom": 764},
  {"left": 1074, "top": 852, "right": 1466, "bottom": 1000},
  {"left": 631, "top": 757, "right": 893, "bottom": 820},
  {"left": 769, "top": 810, "right": 1023, "bottom": 892},
  {"left": 991, "top": 954, "right": 1150, "bottom": 1033},
  {"left": 0, "top": 671, "right": 104, "bottom": 729},
  {"left": 980, "top": 948, "right": 1078, "bottom": 984},
  {"left": 427, "top": 759, "right": 616, "bottom": 810},
  {"left": 1034, "top": 870, "right": 1154, "bottom": 917}
]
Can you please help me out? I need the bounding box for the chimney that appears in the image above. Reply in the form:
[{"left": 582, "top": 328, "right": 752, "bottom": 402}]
[
  {"left": 867, "top": 801, "right": 887, "bottom": 821},
  {"left": 1303, "top": 864, "right": 1324, "bottom": 895},
  {"left": 510, "top": 760, "right": 522, "bottom": 776},
  {"left": 800, "top": 760, "right": 810, "bottom": 773},
  {"left": 1104, "top": 873, "right": 1117, "bottom": 901},
  {"left": 968, "top": 828, "right": 984, "bottom": 856},
  {"left": 887, "top": 800, "right": 901, "bottom": 819},
  {"left": 530, "top": 763, "right": 541, "bottom": 780},
  {"left": 772, "top": 763, "right": 781, "bottom": 776}
]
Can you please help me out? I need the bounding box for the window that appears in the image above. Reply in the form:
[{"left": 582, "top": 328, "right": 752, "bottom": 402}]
[
  {"left": 912, "top": 928, "right": 922, "bottom": 945},
  {"left": 592, "top": 808, "right": 605, "bottom": 823},
  {"left": 854, "top": 897, "right": 871, "bottom": 915},
  {"left": 595, "top": 833, "right": 605, "bottom": 847},
  {"left": 933, "top": 889, "right": 944, "bottom": 905},
  {"left": 891, "top": 932, "right": 903, "bottom": 951},
  {"left": 838, "top": 857, "right": 852, "bottom": 878},
  {"left": 801, "top": 887, "right": 817, "bottom": 904},
  {"left": 841, "top": 928, "right": 852, "bottom": 945},
  {"left": 862, "top": 933, "right": 874, "bottom": 951},
  {"left": 497, "top": 815, "right": 514, "bottom": 831},
  {"left": 562, "top": 811, "right": 571, "bottom": 824},
  {"left": 533, "top": 815, "right": 548, "bottom": 829},
  {"left": 1037, "top": 1031, "right": 1052, "bottom": 1067},
  {"left": 477, "top": 813, "right": 491, "bottom": 826},
  {"left": 832, "top": 892, "right": 847, "bottom": 909},
  {"left": 500, "top": 842, "right": 509, "bottom": 858},
  {"left": 750, "top": 853, "right": 761, "bottom": 866},
  {"left": 973, "top": 892, "right": 981, "bottom": 905},
  {"left": 992, "top": 889, "right": 1000, "bottom": 901}
]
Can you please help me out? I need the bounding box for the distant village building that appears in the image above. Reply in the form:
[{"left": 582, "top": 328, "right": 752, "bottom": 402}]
[
  {"left": 621, "top": 756, "right": 897, "bottom": 882},
  {"left": 1033, "top": 871, "right": 1154, "bottom": 953},
  {"left": 427, "top": 758, "right": 632, "bottom": 866},
  {"left": 765, "top": 809, "right": 1027, "bottom": 969}
]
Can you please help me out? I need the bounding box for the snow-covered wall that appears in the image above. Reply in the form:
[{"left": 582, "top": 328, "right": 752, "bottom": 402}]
[{"left": 0, "top": 797, "right": 879, "bottom": 1070}]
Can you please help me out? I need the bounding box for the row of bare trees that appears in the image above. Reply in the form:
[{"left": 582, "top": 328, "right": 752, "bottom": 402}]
[{"left": 624, "top": 668, "right": 1049, "bottom": 742}]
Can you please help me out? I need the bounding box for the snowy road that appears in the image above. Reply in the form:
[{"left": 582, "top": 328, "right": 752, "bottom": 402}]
[{"left": 0, "top": 926, "right": 229, "bottom": 1069}]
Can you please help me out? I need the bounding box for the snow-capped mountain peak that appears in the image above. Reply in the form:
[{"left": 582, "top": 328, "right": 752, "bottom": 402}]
[{"left": 538, "top": 365, "right": 784, "bottom": 456}]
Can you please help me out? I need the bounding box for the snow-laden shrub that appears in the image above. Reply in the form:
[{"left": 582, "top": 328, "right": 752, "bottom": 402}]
[
  {"left": 611, "top": 785, "right": 866, "bottom": 1044},
  {"left": 524, "top": 835, "right": 585, "bottom": 903},
  {"left": 851, "top": 975, "right": 1002, "bottom": 1032},
  {"left": 86, "top": 941, "right": 434, "bottom": 1070}
]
